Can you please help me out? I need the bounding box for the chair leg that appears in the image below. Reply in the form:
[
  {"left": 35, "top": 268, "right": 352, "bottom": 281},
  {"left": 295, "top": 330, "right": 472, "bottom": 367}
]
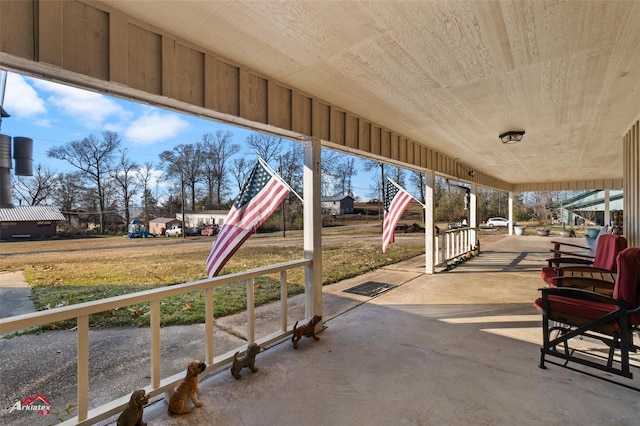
[
  {"left": 539, "top": 349, "right": 547, "bottom": 369},
  {"left": 606, "top": 335, "right": 618, "bottom": 368}
]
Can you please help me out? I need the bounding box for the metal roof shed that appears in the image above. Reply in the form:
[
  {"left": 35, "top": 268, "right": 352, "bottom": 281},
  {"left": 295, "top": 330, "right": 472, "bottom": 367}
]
[{"left": 0, "top": 205, "right": 66, "bottom": 240}]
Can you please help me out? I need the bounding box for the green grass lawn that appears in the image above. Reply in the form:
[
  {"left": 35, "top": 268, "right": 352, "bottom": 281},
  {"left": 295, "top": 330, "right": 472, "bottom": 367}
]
[{"left": 1, "top": 235, "right": 424, "bottom": 330}]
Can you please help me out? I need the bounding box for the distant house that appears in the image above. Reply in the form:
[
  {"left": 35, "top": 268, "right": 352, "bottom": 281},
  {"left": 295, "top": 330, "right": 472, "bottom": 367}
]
[
  {"left": 551, "top": 189, "right": 624, "bottom": 226},
  {"left": 148, "top": 217, "right": 180, "bottom": 236},
  {"left": 321, "top": 195, "right": 354, "bottom": 215},
  {"left": 0, "top": 205, "right": 66, "bottom": 240},
  {"left": 179, "top": 210, "right": 229, "bottom": 228}
]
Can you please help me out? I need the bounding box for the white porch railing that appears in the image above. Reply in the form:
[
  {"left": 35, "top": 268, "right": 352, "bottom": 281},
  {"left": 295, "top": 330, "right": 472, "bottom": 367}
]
[
  {"left": 434, "top": 227, "right": 475, "bottom": 267},
  {"left": 0, "top": 258, "right": 311, "bottom": 425}
]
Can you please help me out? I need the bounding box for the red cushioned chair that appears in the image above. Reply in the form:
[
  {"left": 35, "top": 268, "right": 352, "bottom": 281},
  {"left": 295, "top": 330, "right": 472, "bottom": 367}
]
[
  {"left": 535, "top": 247, "right": 640, "bottom": 380},
  {"left": 540, "top": 234, "right": 627, "bottom": 288}
]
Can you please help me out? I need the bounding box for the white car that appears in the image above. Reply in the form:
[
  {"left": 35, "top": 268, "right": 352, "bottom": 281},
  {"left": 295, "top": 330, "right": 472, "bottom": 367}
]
[
  {"left": 165, "top": 224, "right": 183, "bottom": 237},
  {"left": 486, "top": 217, "right": 512, "bottom": 227}
]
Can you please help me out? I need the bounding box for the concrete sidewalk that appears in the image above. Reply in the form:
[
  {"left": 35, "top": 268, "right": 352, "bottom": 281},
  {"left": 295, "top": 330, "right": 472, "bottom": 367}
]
[{"left": 0, "top": 271, "right": 35, "bottom": 323}]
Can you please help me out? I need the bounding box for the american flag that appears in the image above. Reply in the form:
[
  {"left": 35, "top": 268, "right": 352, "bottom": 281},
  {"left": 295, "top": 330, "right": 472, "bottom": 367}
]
[
  {"left": 206, "top": 158, "right": 290, "bottom": 278},
  {"left": 382, "top": 178, "right": 414, "bottom": 253}
]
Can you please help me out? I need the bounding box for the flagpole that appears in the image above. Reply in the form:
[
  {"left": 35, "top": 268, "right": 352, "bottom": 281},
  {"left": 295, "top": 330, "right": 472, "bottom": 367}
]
[{"left": 258, "top": 156, "right": 304, "bottom": 202}]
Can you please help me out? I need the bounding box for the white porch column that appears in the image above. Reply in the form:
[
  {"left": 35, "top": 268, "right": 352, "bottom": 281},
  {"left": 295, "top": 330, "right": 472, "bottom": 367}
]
[
  {"left": 424, "top": 170, "right": 435, "bottom": 274},
  {"left": 623, "top": 120, "right": 639, "bottom": 247},
  {"left": 303, "top": 137, "right": 322, "bottom": 319},
  {"left": 469, "top": 182, "right": 477, "bottom": 247},
  {"left": 604, "top": 189, "right": 610, "bottom": 226},
  {"left": 508, "top": 191, "right": 514, "bottom": 235}
]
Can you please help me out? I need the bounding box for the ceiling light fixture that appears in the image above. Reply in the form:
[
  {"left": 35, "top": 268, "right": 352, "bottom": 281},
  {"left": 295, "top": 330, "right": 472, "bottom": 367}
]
[{"left": 499, "top": 130, "right": 525, "bottom": 144}]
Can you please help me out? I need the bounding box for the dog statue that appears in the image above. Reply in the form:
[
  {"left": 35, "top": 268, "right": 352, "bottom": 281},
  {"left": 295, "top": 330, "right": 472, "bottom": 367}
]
[
  {"left": 167, "top": 360, "right": 207, "bottom": 415},
  {"left": 230, "top": 342, "right": 261, "bottom": 379},
  {"left": 117, "top": 389, "right": 149, "bottom": 426},
  {"left": 292, "top": 315, "right": 322, "bottom": 349}
]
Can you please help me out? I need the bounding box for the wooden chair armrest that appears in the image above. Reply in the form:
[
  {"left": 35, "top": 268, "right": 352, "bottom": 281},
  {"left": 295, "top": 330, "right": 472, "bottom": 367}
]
[
  {"left": 550, "top": 240, "right": 591, "bottom": 251},
  {"left": 540, "top": 286, "right": 620, "bottom": 305},
  {"left": 549, "top": 249, "right": 593, "bottom": 259},
  {"left": 546, "top": 256, "right": 594, "bottom": 267}
]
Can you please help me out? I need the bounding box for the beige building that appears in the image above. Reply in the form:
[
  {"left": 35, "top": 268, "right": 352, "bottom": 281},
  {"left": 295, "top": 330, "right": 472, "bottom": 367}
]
[
  {"left": 147, "top": 217, "right": 180, "bottom": 236},
  {"left": 178, "top": 210, "right": 229, "bottom": 228}
]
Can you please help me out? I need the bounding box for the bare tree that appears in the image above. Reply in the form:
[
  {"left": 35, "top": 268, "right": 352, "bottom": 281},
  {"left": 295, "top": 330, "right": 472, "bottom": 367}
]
[
  {"left": 47, "top": 131, "right": 121, "bottom": 234},
  {"left": 12, "top": 163, "right": 57, "bottom": 205},
  {"left": 230, "top": 157, "right": 252, "bottom": 194},
  {"left": 277, "top": 142, "right": 303, "bottom": 197},
  {"left": 332, "top": 157, "right": 358, "bottom": 197},
  {"left": 435, "top": 178, "right": 466, "bottom": 223},
  {"left": 201, "top": 130, "right": 240, "bottom": 208},
  {"left": 137, "top": 162, "right": 157, "bottom": 224},
  {"left": 363, "top": 159, "right": 385, "bottom": 199},
  {"left": 409, "top": 171, "right": 425, "bottom": 204},
  {"left": 53, "top": 172, "right": 85, "bottom": 225},
  {"left": 112, "top": 148, "right": 140, "bottom": 227},
  {"left": 525, "top": 191, "right": 553, "bottom": 224},
  {"left": 246, "top": 133, "right": 283, "bottom": 163},
  {"left": 386, "top": 165, "right": 406, "bottom": 187},
  {"left": 320, "top": 149, "right": 342, "bottom": 196},
  {"left": 159, "top": 143, "right": 204, "bottom": 211}
]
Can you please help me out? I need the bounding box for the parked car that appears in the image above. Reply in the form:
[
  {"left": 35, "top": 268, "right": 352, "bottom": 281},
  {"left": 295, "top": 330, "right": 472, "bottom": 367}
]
[
  {"left": 185, "top": 226, "right": 201, "bottom": 236},
  {"left": 165, "top": 224, "right": 183, "bottom": 237},
  {"left": 201, "top": 225, "right": 220, "bottom": 236},
  {"left": 486, "top": 217, "right": 513, "bottom": 227}
]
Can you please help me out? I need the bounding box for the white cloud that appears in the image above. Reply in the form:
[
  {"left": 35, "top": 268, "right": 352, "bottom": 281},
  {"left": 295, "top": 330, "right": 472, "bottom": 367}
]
[
  {"left": 3, "top": 72, "right": 46, "bottom": 117},
  {"left": 125, "top": 112, "right": 190, "bottom": 144},
  {"left": 104, "top": 122, "right": 124, "bottom": 133},
  {"left": 32, "top": 78, "right": 125, "bottom": 127}
]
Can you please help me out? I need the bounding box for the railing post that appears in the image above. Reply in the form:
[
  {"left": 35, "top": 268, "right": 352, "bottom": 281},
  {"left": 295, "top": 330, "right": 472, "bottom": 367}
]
[
  {"left": 464, "top": 229, "right": 469, "bottom": 252},
  {"left": 454, "top": 231, "right": 458, "bottom": 257},
  {"left": 77, "top": 315, "right": 89, "bottom": 421},
  {"left": 150, "top": 299, "right": 161, "bottom": 388},
  {"left": 205, "top": 287, "right": 214, "bottom": 365},
  {"left": 280, "top": 270, "right": 288, "bottom": 332},
  {"left": 247, "top": 278, "right": 255, "bottom": 343}
]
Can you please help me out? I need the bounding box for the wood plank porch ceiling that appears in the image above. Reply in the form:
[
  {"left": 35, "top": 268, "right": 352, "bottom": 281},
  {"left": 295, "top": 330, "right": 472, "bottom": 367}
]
[{"left": 4, "top": 1, "right": 639, "bottom": 191}]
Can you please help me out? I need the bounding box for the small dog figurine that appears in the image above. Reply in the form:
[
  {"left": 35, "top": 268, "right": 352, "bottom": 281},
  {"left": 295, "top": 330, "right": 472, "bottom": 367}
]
[
  {"left": 230, "top": 342, "right": 261, "bottom": 379},
  {"left": 167, "top": 360, "right": 207, "bottom": 415},
  {"left": 292, "top": 315, "right": 322, "bottom": 349},
  {"left": 117, "top": 389, "right": 149, "bottom": 426}
]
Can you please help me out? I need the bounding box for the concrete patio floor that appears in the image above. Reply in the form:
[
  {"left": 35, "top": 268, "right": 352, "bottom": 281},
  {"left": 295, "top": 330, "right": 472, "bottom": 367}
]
[{"left": 131, "top": 234, "right": 640, "bottom": 426}]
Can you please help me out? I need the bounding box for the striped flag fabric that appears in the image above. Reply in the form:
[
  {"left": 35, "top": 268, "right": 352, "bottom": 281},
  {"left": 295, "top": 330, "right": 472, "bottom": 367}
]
[
  {"left": 206, "top": 157, "right": 290, "bottom": 278},
  {"left": 382, "top": 177, "right": 414, "bottom": 253}
]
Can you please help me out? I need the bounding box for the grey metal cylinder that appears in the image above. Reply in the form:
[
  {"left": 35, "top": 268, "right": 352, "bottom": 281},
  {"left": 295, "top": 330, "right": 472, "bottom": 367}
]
[
  {"left": 0, "top": 166, "right": 12, "bottom": 208},
  {"left": 0, "top": 133, "right": 10, "bottom": 169},
  {"left": 13, "top": 136, "right": 33, "bottom": 176}
]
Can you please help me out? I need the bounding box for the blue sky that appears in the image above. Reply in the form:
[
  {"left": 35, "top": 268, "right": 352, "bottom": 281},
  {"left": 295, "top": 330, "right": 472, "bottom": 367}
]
[{"left": 1, "top": 71, "right": 378, "bottom": 205}]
